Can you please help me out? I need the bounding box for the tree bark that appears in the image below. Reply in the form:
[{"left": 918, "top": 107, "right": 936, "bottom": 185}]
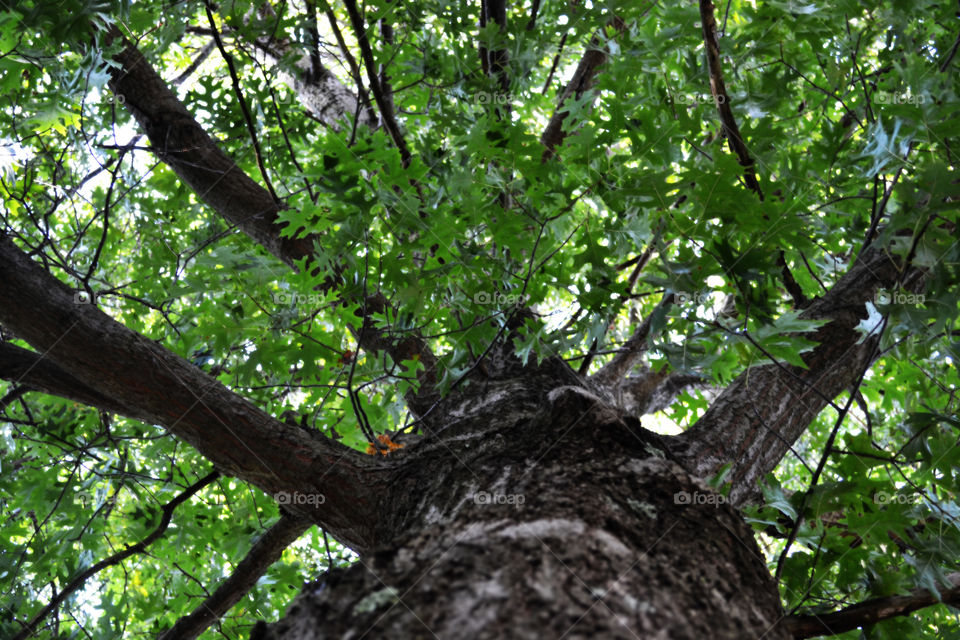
[
  {"left": 245, "top": 6, "right": 378, "bottom": 131},
  {"left": 677, "top": 247, "right": 926, "bottom": 504},
  {"left": 0, "top": 234, "right": 382, "bottom": 553},
  {"left": 250, "top": 364, "right": 790, "bottom": 639},
  {"left": 0, "top": 342, "right": 133, "bottom": 415},
  {"left": 4, "top": 21, "right": 934, "bottom": 640}
]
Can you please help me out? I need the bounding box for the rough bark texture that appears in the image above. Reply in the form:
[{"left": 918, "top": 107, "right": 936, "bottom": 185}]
[
  {"left": 0, "top": 24, "right": 929, "bottom": 640},
  {"left": 249, "top": 21, "right": 377, "bottom": 130},
  {"left": 105, "top": 29, "right": 318, "bottom": 270},
  {"left": 0, "top": 341, "right": 133, "bottom": 415},
  {"left": 540, "top": 18, "right": 627, "bottom": 159},
  {"left": 0, "top": 234, "right": 789, "bottom": 637},
  {"left": 252, "top": 372, "right": 789, "bottom": 639},
  {"left": 0, "top": 234, "right": 382, "bottom": 552},
  {"left": 677, "top": 247, "right": 926, "bottom": 504}
]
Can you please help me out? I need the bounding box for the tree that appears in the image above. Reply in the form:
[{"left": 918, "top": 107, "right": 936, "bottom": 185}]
[{"left": 1, "top": 0, "right": 959, "bottom": 638}]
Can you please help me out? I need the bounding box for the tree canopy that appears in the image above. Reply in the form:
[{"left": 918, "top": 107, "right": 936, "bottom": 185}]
[{"left": 1, "top": 0, "right": 959, "bottom": 637}]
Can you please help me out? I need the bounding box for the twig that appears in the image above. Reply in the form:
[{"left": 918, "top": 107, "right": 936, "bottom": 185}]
[
  {"left": 14, "top": 472, "right": 220, "bottom": 640},
  {"left": 342, "top": 0, "right": 412, "bottom": 167},
  {"left": 204, "top": 2, "right": 279, "bottom": 202},
  {"left": 698, "top": 0, "right": 763, "bottom": 199},
  {"left": 159, "top": 514, "right": 311, "bottom": 640}
]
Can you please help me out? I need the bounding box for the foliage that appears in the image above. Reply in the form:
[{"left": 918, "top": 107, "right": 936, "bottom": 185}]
[{"left": 1, "top": 0, "right": 959, "bottom": 637}]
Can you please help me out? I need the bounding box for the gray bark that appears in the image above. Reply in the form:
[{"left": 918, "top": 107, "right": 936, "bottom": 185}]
[
  {"left": 677, "top": 247, "right": 926, "bottom": 505},
  {"left": 249, "top": 28, "right": 377, "bottom": 131},
  {"left": 0, "top": 24, "right": 929, "bottom": 640},
  {"left": 252, "top": 373, "right": 789, "bottom": 639}
]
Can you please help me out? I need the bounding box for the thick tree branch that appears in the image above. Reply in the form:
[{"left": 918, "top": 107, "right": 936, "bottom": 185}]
[
  {"left": 0, "top": 341, "right": 133, "bottom": 416},
  {"left": 591, "top": 294, "right": 672, "bottom": 389},
  {"left": 782, "top": 572, "right": 960, "bottom": 638},
  {"left": 586, "top": 221, "right": 667, "bottom": 386},
  {"left": 13, "top": 472, "right": 220, "bottom": 640},
  {"left": 625, "top": 371, "right": 706, "bottom": 416},
  {"left": 105, "top": 27, "right": 317, "bottom": 272},
  {"left": 105, "top": 27, "right": 438, "bottom": 418},
  {"left": 159, "top": 514, "right": 312, "bottom": 640},
  {"left": 0, "top": 235, "right": 383, "bottom": 552},
  {"left": 676, "top": 247, "right": 927, "bottom": 503}
]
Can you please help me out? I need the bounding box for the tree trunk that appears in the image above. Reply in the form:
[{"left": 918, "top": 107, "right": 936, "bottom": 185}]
[{"left": 253, "top": 360, "right": 790, "bottom": 639}]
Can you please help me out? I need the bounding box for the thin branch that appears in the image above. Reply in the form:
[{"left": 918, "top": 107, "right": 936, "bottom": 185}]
[
  {"left": 13, "top": 472, "right": 220, "bottom": 640},
  {"left": 341, "top": 0, "right": 412, "bottom": 166},
  {"left": 323, "top": 5, "right": 376, "bottom": 121},
  {"left": 482, "top": 0, "right": 510, "bottom": 94},
  {"left": 540, "top": 32, "right": 568, "bottom": 94},
  {"left": 159, "top": 514, "right": 311, "bottom": 640},
  {"left": 526, "top": 0, "right": 541, "bottom": 30},
  {"left": 304, "top": 0, "right": 324, "bottom": 80},
  {"left": 205, "top": 2, "right": 279, "bottom": 202},
  {"left": 83, "top": 155, "right": 121, "bottom": 287},
  {"left": 782, "top": 572, "right": 960, "bottom": 638},
  {"left": 939, "top": 28, "right": 960, "bottom": 72},
  {"left": 777, "top": 251, "right": 808, "bottom": 308},
  {"left": 698, "top": 0, "right": 763, "bottom": 199},
  {"left": 172, "top": 39, "right": 216, "bottom": 86},
  {"left": 862, "top": 165, "right": 906, "bottom": 253}
]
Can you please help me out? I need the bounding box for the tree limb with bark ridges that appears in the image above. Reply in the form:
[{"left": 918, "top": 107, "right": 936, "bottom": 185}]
[{"left": 1, "top": 2, "right": 959, "bottom": 639}]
